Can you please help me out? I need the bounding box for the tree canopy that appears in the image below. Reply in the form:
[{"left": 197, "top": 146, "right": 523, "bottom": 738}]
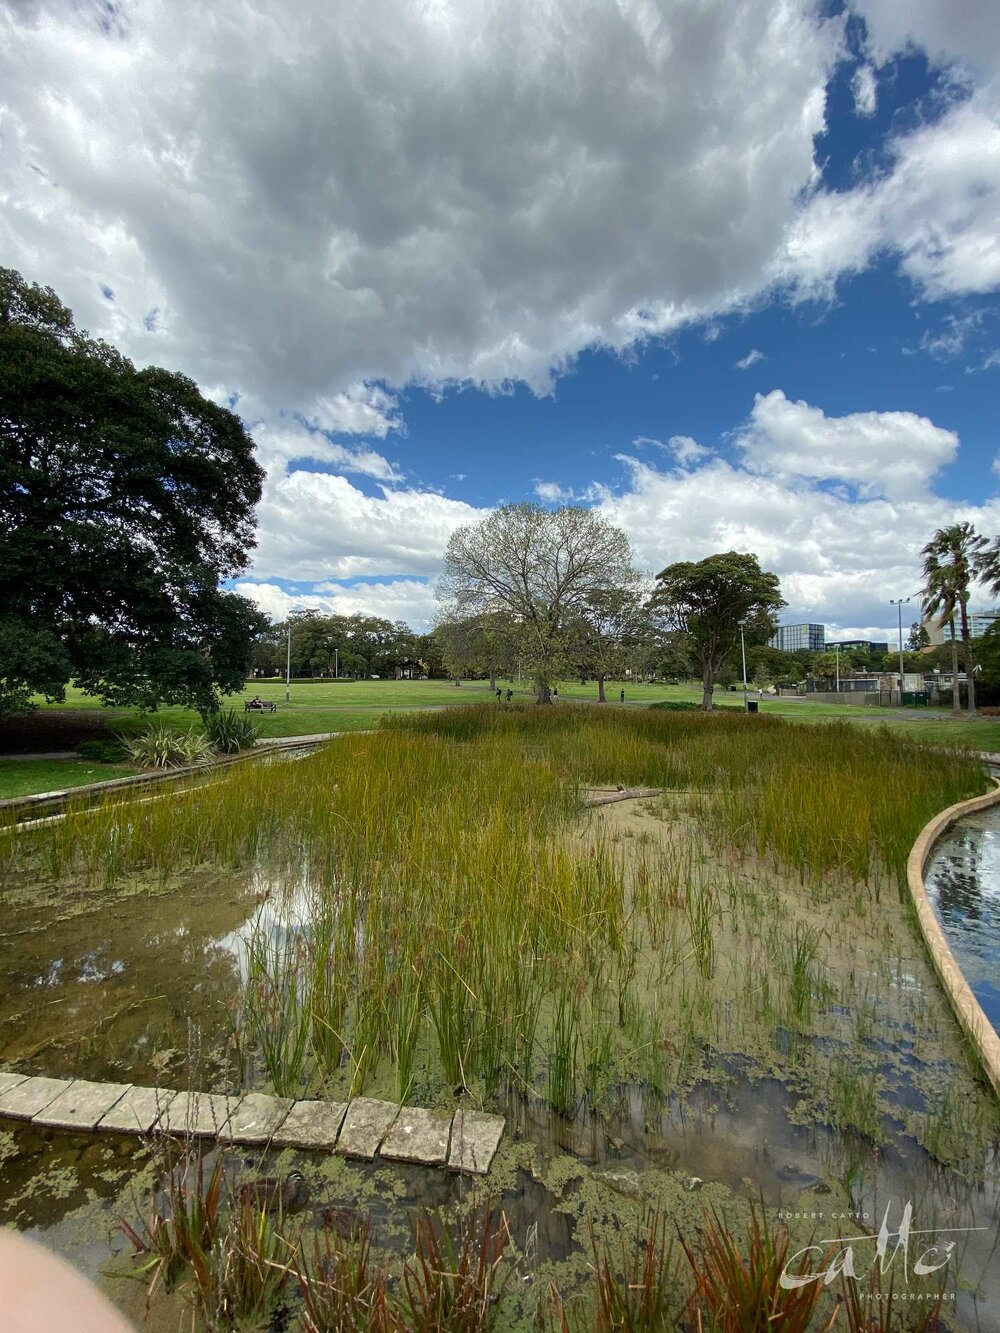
[
  {"left": 648, "top": 551, "right": 784, "bottom": 710},
  {"left": 439, "top": 503, "right": 639, "bottom": 701},
  {"left": 0, "top": 268, "right": 268, "bottom": 717}
]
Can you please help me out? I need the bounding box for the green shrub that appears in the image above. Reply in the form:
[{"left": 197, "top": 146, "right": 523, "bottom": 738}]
[
  {"left": 123, "top": 724, "right": 215, "bottom": 769},
  {"left": 76, "top": 738, "right": 128, "bottom": 763},
  {"left": 206, "top": 708, "right": 260, "bottom": 754}
]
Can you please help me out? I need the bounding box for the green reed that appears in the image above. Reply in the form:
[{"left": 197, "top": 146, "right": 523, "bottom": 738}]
[{"left": 8, "top": 705, "right": 992, "bottom": 1149}]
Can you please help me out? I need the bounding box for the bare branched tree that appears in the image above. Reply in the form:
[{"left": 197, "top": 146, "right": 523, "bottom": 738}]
[{"left": 439, "top": 503, "right": 638, "bottom": 702}]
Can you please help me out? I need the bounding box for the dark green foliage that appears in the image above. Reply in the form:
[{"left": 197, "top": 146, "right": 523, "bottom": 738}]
[
  {"left": 648, "top": 551, "right": 785, "bottom": 711},
  {"left": 76, "top": 738, "right": 128, "bottom": 763},
  {"left": 205, "top": 708, "right": 260, "bottom": 754},
  {"left": 0, "top": 268, "right": 268, "bottom": 718}
]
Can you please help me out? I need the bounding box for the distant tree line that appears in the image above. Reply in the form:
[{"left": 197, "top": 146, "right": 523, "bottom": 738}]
[{"left": 251, "top": 611, "right": 444, "bottom": 681}]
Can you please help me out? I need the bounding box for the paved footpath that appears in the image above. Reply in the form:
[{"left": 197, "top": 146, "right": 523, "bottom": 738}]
[{"left": 0, "top": 1074, "right": 504, "bottom": 1175}]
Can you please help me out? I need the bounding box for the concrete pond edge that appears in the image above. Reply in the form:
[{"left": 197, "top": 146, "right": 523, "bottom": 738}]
[
  {"left": 0, "top": 1076, "right": 505, "bottom": 1175},
  {"left": 906, "top": 776, "right": 1000, "bottom": 1098}
]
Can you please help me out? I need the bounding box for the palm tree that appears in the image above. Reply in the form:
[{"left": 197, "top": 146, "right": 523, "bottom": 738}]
[
  {"left": 976, "top": 537, "right": 1000, "bottom": 602},
  {"left": 921, "top": 523, "right": 988, "bottom": 718}
]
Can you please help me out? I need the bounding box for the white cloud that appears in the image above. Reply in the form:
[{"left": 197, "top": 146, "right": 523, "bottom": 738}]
[
  {"left": 783, "top": 85, "right": 1000, "bottom": 302},
  {"left": 236, "top": 578, "right": 438, "bottom": 629},
  {"left": 251, "top": 470, "right": 487, "bottom": 581},
  {"left": 735, "top": 348, "right": 765, "bottom": 370},
  {"left": 667, "top": 435, "right": 711, "bottom": 466},
  {"left": 309, "top": 384, "right": 403, "bottom": 439},
  {"left": 853, "top": 0, "right": 1000, "bottom": 79},
  {"left": 735, "top": 389, "right": 958, "bottom": 500},
  {"left": 534, "top": 481, "right": 574, "bottom": 504},
  {"left": 250, "top": 418, "right": 403, "bottom": 481},
  {"left": 0, "top": 0, "right": 844, "bottom": 407},
  {"left": 851, "top": 63, "right": 878, "bottom": 116},
  {"left": 908, "top": 312, "right": 983, "bottom": 361},
  {"left": 599, "top": 448, "right": 1000, "bottom": 634},
  {"left": 237, "top": 389, "right": 997, "bottom": 640}
]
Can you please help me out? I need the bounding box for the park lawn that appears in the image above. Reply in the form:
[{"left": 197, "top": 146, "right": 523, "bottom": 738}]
[
  {"left": 34, "top": 678, "right": 506, "bottom": 711},
  {"left": 0, "top": 758, "right": 138, "bottom": 799},
  {"left": 21, "top": 676, "right": 1000, "bottom": 751}
]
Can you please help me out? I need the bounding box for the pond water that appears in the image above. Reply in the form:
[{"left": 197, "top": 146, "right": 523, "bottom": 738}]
[
  {"left": 4, "top": 792, "right": 1000, "bottom": 1329},
  {"left": 923, "top": 803, "right": 1000, "bottom": 1034}
]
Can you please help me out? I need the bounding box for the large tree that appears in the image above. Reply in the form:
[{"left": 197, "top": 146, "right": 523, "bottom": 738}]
[
  {"left": 648, "top": 552, "right": 784, "bottom": 710},
  {"left": 921, "top": 522, "right": 988, "bottom": 718},
  {"left": 439, "top": 503, "right": 639, "bottom": 702},
  {"left": 0, "top": 268, "right": 268, "bottom": 717},
  {"left": 569, "top": 582, "right": 651, "bottom": 701}
]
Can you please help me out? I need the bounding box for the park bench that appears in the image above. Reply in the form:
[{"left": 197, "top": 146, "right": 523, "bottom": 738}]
[{"left": 244, "top": 701, "right": 278, "bottom": 713}]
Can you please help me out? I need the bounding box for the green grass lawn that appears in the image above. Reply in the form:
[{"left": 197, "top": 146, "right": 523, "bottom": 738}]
[
  {"left": 0, "top": 758, "right": 138, "bottom": 799},
  {"left": 14, "top": 676, "right": 1000, "bottom": 754}
]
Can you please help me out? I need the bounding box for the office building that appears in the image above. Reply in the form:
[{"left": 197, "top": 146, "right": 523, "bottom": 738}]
[
  {"left": 768, "top": 623, "right": 825, "bottom": 653},
  {"left": 924, "top": 609, "right": 1000, "bottom": 645},
  {"left": 828, "top": 639, "right": 889, "bottom": 655}
]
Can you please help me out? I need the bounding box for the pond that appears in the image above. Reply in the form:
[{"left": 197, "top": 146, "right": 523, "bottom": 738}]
[
  {"left": 1, "top": 714, "right": 998, "bottom": 1329},
  {"left": 923, "top": 802, "right": 1000, "bottom": 1034}
]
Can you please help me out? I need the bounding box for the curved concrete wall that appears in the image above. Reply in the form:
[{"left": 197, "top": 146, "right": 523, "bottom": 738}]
[{"left": 906, "top": 780, "right": 1000, "bottom": 1098}]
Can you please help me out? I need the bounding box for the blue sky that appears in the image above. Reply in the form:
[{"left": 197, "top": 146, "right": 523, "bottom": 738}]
[{"left": 2, "top": 0, "right": 998, "bottom": 639}]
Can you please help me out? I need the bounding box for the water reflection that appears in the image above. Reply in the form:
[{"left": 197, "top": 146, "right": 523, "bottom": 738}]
[{"left": 924, "top": 806, "right": 1000, "bottom": 1032}]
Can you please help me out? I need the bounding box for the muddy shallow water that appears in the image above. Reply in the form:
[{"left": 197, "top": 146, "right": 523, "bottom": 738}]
[
  {"left": 2, "top": 1069, "right": 999, "bottom": 1331},
  {"left": 3, "top": 794, "right": 1000, "bottom": 1329},
  {"left": 924, "top": 803, "right": 1000, "bottom": 1034}
]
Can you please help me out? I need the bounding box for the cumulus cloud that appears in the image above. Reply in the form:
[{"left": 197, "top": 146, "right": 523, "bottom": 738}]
[
  {"left": 0, "top": 0, "right": 844, "bottom": 407},
  {"left": 239, "top": 388, "right": 996, "bottom": 638},
  {"left": 784, "top": 3, "right": 1000, "bottom": 304},
  {"left": 251, "top": 470, "right": 486, "bottom": 582},
  {"left": 535, "top": 481, "right": 575, "bottom": 504},
  {"left": 853, "top": 0, "right": 1000, "bottom": 78},
  {"left": 309, "top": 385, "right": 403, "bottom": 439},
  {"left": 666, "top": 435, "right": 711, "bottom": 466},
  {"left": 250, "top": 418, "right": 403, "bottom": 481},
  {"left": 734, "top": 390, "right": 958, "bottom": 500},
  {"left": 599, "top": 447, "right": 1000, "bottom": 634}
]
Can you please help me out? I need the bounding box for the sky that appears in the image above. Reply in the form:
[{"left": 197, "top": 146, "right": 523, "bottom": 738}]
[{"left": 2, "top": 0, "right": 1000, "bottom": 641}]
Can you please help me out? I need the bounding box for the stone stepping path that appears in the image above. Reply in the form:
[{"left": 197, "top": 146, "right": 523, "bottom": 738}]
[{"left": 0, "top": 1073, "right": 503, "bottom": 1174}]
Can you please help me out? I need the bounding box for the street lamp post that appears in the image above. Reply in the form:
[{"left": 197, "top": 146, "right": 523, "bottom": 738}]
[
  {"left": 835, "top": 642, "right": 840, "bottom": 696},
  {"left": 889, "top": 596, "right": 912, "bottom": 707},
  {"left": 739, "top": 621, "right": 749, "bottom": 711}
]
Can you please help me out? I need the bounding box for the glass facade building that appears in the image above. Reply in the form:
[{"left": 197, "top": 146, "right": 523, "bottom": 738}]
[
  {"left": 829, "top": 639, "right": 889, "bottom": 655},
  {"left": 938, "top": 611, "right": 999, "bottom": 642},
  {"left": 768, "top": 623, "right": 825, "bottom": 653}
]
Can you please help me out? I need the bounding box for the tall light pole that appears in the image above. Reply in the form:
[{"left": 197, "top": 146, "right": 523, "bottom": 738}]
[
  {"left": 889, "top": 596, "right": 911, "bottom": 706},
  {"left": 835, "top": 642, "right": 840, "bottom": 695},
  {"left": 739, "top": 621, "right": 749, "bottom": 711}
]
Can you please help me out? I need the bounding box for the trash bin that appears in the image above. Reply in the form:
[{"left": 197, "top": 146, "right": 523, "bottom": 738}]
[{"left": 747, "top": 700, "right": 759, "bottom": 714}]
